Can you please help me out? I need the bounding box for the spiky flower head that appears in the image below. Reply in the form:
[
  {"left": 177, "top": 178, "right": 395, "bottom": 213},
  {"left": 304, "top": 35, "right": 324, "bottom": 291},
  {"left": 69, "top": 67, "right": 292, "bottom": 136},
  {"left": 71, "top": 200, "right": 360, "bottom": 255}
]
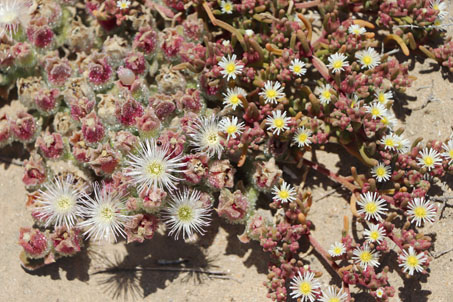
[
  {"left": 0, "top": 0, "right": 33, "bottom": 39},
  {"left": 315, "top": 84, "right": 334, "bottom": 105},
  {"left": 380, "top": 133, "right": 398, "bottom": 151},
  {"left": 399, "top": 246, "right": 427, "bottom": 276},
  {"left": 116, "top": 0, "right": 130, "bottom": 9},
  {"left": 289, "top": 271, "right": 321, "bottom": 302},
  {"left": 163, "top": 188, "right": 211, "bottom": 240},
  {"left": 223, "top": 87, "right": 246, "bottom": 110},
  {"left": 319, "top": 286, "right": 348, "bottom": 302},
  {"left": 218, "top": 54, "right": 243, "bottom": 81},
  {"left": 407, "top": 197, "right": 436, "bottom": 227},
  {"left": 290, "top": 58, "right": 307, "bottom": 76},
  {"left": 355, "top": 47, "right": 381, "bottom": 69},
  {"left": 441, "top": 139, "right": 453, "bottom": 164},
  {"left": 293, "top": 127, "right": 312, "bottom": 147},
  {"left": 352, "top": 244, "right": 380, "bottom": 269},
  {"left": 375, "top": 89, "right": 393, "bottom": 105},
  {"left": 431, "top": 0, "right": 448, "bottom": 19},
  {"left": 35, "top": 175, "right": 85, "bottom": 229},
  {"left": 356, "top": 192, "right": 388, "bottom": 221},
  {"left": 125, "top": 139, "right": 186, "bottom": 193},
  {"left": 327, "top": 52, "right": 349, "bottom": 73},
  {"left": 380, "top": 112, "right": 398, "bottom": 129},
  {"left": 220, "top": 0, "right": 234, "bottom": 14},
  {"left": 78, "top": 183, "right": 131, "bottom": 242},
  {"left": 265, "top": 110, "right": 291, "bottom": 135},
  {"left": 272, "top": 180, "right": 297, "bottom": 203},
  {"left": 417, "top": 148, "right": 442, "bottom": 171},
  {"left": 259, "top": 80, "right": 285, "bottom": 104},
  {"left": 363, "top": 224, "right": 386, "bottom": 244},
  {"left": 189, "top": 115, "right": 224, "bottom": 159},
  {"left": 371, "top": 162, "right": 391, "bottom": 182},
  {"left": 365, "top": 102, "right": 387, "bottom": 120},
  {"left": 328, "top": 242, "right": 346, "bottom": 257},
  {"left": 348, "top": 24, "right": 366, "bottom": 35},
  {"left": 219, "top": 116, "right": 244, "bottom": 140}
]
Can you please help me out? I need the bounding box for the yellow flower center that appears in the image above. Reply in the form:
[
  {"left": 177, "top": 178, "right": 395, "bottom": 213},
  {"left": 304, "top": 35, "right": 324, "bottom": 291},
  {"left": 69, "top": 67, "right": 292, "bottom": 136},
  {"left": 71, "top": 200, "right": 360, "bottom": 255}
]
[
  {"left": 293, "top": 65, "right": 301, "bottom": 73},
  {"left": 273, "top": 118, "right": 285, "bottom": 129},
  {"left": 360, "top": 251, "right": 372, "bottom": 262},
  {"left": 378, "top": 93, "right": 385, "bottom": 103},
  {"left": 2, "top": 12, "right": 17, "bottom": 23},
  {"left": 423, "top": 156, "right": 434, "bottom": 166},
  {"left": 224, "top": 3, "right": 232, "bottom": 12},
  {"left": 278, "top": 190, "right": 289, "bottom": 199},
  {"left": 206, "top": 132, "right": 219, "bottom": 145},
  {"left": 363, "top": 55, "right": 372, "bottom": 65},
  {"left": 414, "top": 206, "right": 427, "bottom": 218},
  {"left": 56, "top": 196, "right": 73, "bottom": 211},
  {"left": 385, "top": 139, "right": 394, "bottom": 147},
  {"left": 371, "top": 107, "right": 380, "bottom": 116},
  {"left": 322, "top": 90, "right": 331, "bottom": 99},
  {"left": 266, "top": 89, "right": 277, "bottom": 99},
  {"left": 370, "top": 231, "right": 380, "bottom": 241},
  {"left": 230, "top": 95, "right": 239, "bottom": 105},
  {"left": 407, "top": 255, "right": 419, "bottom": 267},
  {"left": 381, "top": 116, "right": 389, "bottom": 125},
  {"left": 226, "top": 125, "right": 237, "bottom": 135},
  {"left": 298, "top": 133, "right": 308, "bottom": 143},
  {"left": 299, "top": 281, "right": 312, "bottom": 295},
  {"left": 120, "top": 3, "right": 128, "bottom": 8},
  {"left": 376, "top": 167, "right": 386, "bottom": 177},
  {"left": 100, "top": 206, "right": 114, "bottom": 221},
  {"left": 353, "top": 29, "right": 361, "bottom": 34},
  {"left": 177, "top": 205, "right": 194, "bottom": 222},
  {"left": 365, "top": 202, "right": 378, "bottom": 214},
  {"left": 147, "top": 161, "right": 164, "bottom": 176},
  {"left": 433, "top": 4, "right": 439, "bottom": 10},
  {"left": 333, "top": 60, "right": 343, "bottom": 69},
  {"left": 225, "top": 62, "right": 236, "bottom": 73},
  {"left": 333, "top": 247, "right": 342, "bottom": 255},
  {"left": 329, "top": 298, "right": 340, "bottom": 302},
  {"left": 449, "top": 149, "right": 453, "bottom": 158}
]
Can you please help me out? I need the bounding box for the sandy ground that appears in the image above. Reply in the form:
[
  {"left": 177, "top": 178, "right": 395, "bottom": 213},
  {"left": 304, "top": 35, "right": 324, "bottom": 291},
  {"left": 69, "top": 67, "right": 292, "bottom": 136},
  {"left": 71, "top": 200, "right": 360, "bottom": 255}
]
[{"left": 2, "top": 13, "right": 453, "bottom": 302}]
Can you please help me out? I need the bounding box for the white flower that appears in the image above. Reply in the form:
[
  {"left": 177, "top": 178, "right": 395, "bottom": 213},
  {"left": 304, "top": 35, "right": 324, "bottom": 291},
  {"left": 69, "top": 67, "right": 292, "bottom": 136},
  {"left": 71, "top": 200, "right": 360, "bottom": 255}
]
[
  {"left": 220, "top": 0, "right": 233, "bottom": 14},
  {"left": 245, "top": 29, "right": 254, "bottom": 36},
  {"left": 265, "top": 110, "right": 291, "bottom": 135},
  {"left": 399, "top": 246, "right": 427, "bottom": 276},
  {"left": 289, "top": 271, "right": 321, "bottom": 302},
  {"left": 259, "top": 80, "right": 285, "bottom": 104},
  {"left": 78, "top": 183, "right": 131, "bottom": 242},
  {"left": 125, "top": 139, "right": 186, "bottom": 193},
  {"left": 371, "top": 162, "right": 391, "bottom": 182},
  {"left": 163, "top": 188, "right": 211, "bottom": 240},
  {"left": 380, "top": 133, "right": 398, "bottom": 151},
  {"left": 442, "top": 140, "right": 453, "bottom": 164},
  {"left": 290, "top": 58, "right": 307, "bottom": 76},
  {"left": 0, "top": 0, "right": 32, "bottom": 38},
  {"left": 432, "top": 17, "right": 447, "bottom": 30},
  {"left": 417, "top": 148, "right": 442, "bottom": 171},
  {"left": 356, "top": 192, "right": 388, "bottom": 221},
  {"left": 219, "top": 116, "right": 245, "bottom": 140},
  {"left": 352, "top": 244, "right": 380, "bottom": 269},
  {"left": 293, "top": 127, "right": 312, "bottom": 147},
  {"left": 355, "top": 47, "right": 381, "bottom": 69},
  {"left": 319, "top": 286, "right": 348, "bottom": 302},
  {"left": 380, "top": 112, "right": 398, "bottom": 129},
  {"left": 189, "top": 115, "right": 224, "bottom": 159},
  {"left": 363, "top": 224, "right": 386, "bottom": 244},
  {"left": 431, "top": 0, "right": 448, "bottom": 19},
  {"left": 223, "top": 87, "right": 246, "bottom": 110},
  {"left": 395, "top": 135, "right": 411, "bottom": 154},
  {"left": 116, "top": 0, "right": 130, "bottom": 10},
  {"left": 315, "top": 84, "right": 334, "bottom": 105},
  {"left": 35, "top": 175, "right": 86, "bottom": 229},
  {"left": 218, "top": 54, "right": 243, "bottom": 81},
  {"left": 376, "top": 288, "right": 384, "bottom": 298},
  {"left": 407, "top": 197, "right": 436, "bottom": 227},
  {"left": 272, "top": 180, "right": 297, "bottom": 203},
  {"left": 348, "top": 24, "right": 366, "bottom": 35},
  {"left": 365, "top": 102, "right": 387, "bottom": 119},
  {"left": 222, "top": 40, "right": 230, "bottom": 46},
  {"left": 328, "top": 242, "right": 346, "bottom": 257},
  {"left": 375, "top": 89, "right": 393, "bottom": 105},
  {"left": 327, "top": 52, "right": 349, "bottom": 73}
]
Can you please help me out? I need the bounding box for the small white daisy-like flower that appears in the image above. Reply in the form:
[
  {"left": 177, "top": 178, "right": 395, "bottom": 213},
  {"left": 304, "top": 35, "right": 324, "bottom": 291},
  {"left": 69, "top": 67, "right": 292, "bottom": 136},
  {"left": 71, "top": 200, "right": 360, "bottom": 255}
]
[
  {"left": 259, "top": 80, "right": 285, "bottom": 104},
  {"left": 289, "top": 271, "right": 321, "bottom": 302},
  {"left": 245, "top": 29, "right": 254, "bottom": 36},
  {"left": 431, "top": 0, "right": 448, "bottom": 19},
  {"left": 319, "top": 286, "right": 348, "bottom": 302},
  {"left": 371, "top": 162, "right": 391, "bottom": 182},
  {"left": 365, "top": 102, "right": 387, "bottom": 119},
  {"left": 417, "top": 148, "right": 442, "bottom": 171},
  {"left": 375, "top": 89, "right": 393, "bottom": 105},
  {"left": 441, "top": 140, "right": 453, "bottom": 164},
  {"left": 293, "top": 127, "right": 312, "bottom": 147},
  {"left": 315, "top": 84, "right": 334, "bottom": 105},
  {"left": 189, "top": 115, "right": 224, "bottom": 159},
  {"left": 407, "top": 197, "right": 436, "bottom": 227},
  {"left": 116, "top": 0, "right": 130, "bottom": 10},
  {"left": 356, "top": 192, "right": 388, "bottom": 221},
  {"left": 0, "top": 0, "right": 32, "bottom": 39},
  {"left": 432, "top": 17, "right": 447, "bottom": 30},
  {"left": 395, "top": 135, "right": 411, "bottom": 154},
  {"left": 399, "top": 246, "right": 427, "bottom": 276},
  {"left": 380, "top": 133, "right": 398, "bottom": 151},
  {"left": 380, "top": 112, "right": 398, "bottom": 129},
  {"left": 290, "top": 58, "right": 307, "bottom": 76},
  {"left": 363, "top": 224, "right": 386, "bottom": 244},
  {"left": 376, "top": 288, "right": 385, "bottom": 298},
  {"left": 220, "top": 0, "right": 234, "bottom": 14},
  {"left": 125, "top": 139, "right": 186, "bottom": 193},
  {"left": 355, "top": 47, "right": 381, "bottom": 69},
  {"left": 78, "top": 183, "right": 131, "bottom": 242},
  {"left": 348, "top": 24, "right": 366, "bottom": 35},
  {"left": 328, "top": 242, "right": 346, "bottom": 257},
  {"left": 265, "top": 110, "right": 291, "bottom": 135},
  {"left": 352, "top": 244, "right": 380, "bottom": 269},
  {"left": 223, "top": 87, "right": 246, "bottom": 110},
  {"left": 272, "top": 180, "right": 297, "bottom": 203},
  {"left": 222, "top": 40, "right": 230, "bottom": 46},
  {"left": 35, "top": 175, "right": 86, "bottom": 229},
  {"left": 163, "top": 188, "right": 211, "bottom": 240},
  {"left": 218, "top": 54, "right": 243, "bottom": 81},
  {"left": 327, "top": 52, "right": 349, "bottom": 73},
  {"left": 219, "top": 116, "right": 245, "bottom": 140}
]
